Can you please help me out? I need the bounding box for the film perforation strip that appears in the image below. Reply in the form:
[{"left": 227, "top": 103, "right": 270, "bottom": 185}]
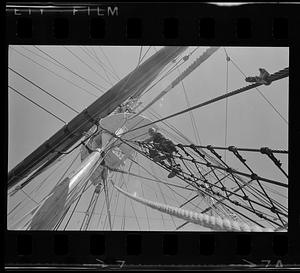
[
  {"left": 13, "top": 233, "right": 288, "bottom": 257},
  {"left": 236, "top": 18, "right": 252, "bottom": 39},
  {"left": 199, "top": 18, "right": 215, "bottom": 39},
  {"left": 11, "top": 15, "right": 289, "bottom": 42}
]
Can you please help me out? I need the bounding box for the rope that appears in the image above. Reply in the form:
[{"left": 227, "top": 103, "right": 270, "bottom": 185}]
[
  {"left": 138, "top": 48, "right": 200, "bottom": 101},
  {"left": 34, "top": 46, "right": 106, "bottom": 92},
  {"left": 9, "top": 86, "right": 66, "bottom": 124},
  {"left": 226, "top": 146, "right": 286, "bottom": 225},
  {"left": 260, "top": 147, "right": 288, "bottom": 178},
  {"left": 134, "top": 47, "right": 220, "bottom": 117},
  {"left": 140, "top": 46, "right": 151, "bottom": 63},
  {"left": 123, "top": 67, "right": 289, "bottom": 135},
  {"left": 8, "top": 47, "right": 186, "bottom": 190},
  {"left": 137, "top": 46, "right": 143, "bottom": 67},
  {"left": 178, "top": 66, "right": 202, "bottom": 145},
  {"left": 169, "top": 144, "right": 286, "bottom": 216},
  {"left": 183, "top": 144, "right": 288, "bottom": 154},
  {"left": 112, "top": 181, "right": 274, "bottom": 232},
  {"left": 11, "top": 46, "right": 99, "bottom": 98},
  {"left": 228, "top": 55, "right": 288, "bottom": 125},
  {"left": 80, "top": 186, "right": 103, "bottom": 230},
  {"left": 99, "top": 47, "right": 121, "bottom": 80},
  {"left": 109, "top": 167, "right": 194, "bottom": 191},
  {"left": 91, "top": 47, "right": 117, "bottom": 80},
  {"left": 66, "top": 47, "right": 110, "bottom": 88},
  {"left": 137, "top": 50, "right": 186, "bottom": 98},
  {"left": 138, "top": 142, "right": 287, "bottom": 188},
  {"left": 135, "top": 142, "right": 282, "bottom": 224},
  {"left": 102, "top": 130, "right": 285, "bottom": 227},
  {"left": 81, "top": 47, "right": 114, "bottom": 85},
  {"left": 136, "top": 142, "right": 288, "bottom": 224},
  {"left": 9, "top": 67, "right": 80, "bottom": 114},
  {"left": 55, "top": 123, "right": 100, "bottom": 155},
  {"left": 224, "top": 48, "right": 230, "bottom": 162}
]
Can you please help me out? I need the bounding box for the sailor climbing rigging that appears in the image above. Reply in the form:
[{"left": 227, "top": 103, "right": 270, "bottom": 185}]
[
  {"left": 245, "top": 68, "right": 271, "bottom": 85},
  {"left": 145, "top": 128, "right": 181, "bottom": 178}
]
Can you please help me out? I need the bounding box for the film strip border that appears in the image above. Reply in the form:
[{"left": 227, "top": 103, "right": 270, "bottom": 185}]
[
  {"left": 5, "top": 2, "right": 300, "bottom": 269},
  {"left": 5, "top": 232, "right": 291, "bottom": 269},
  {"left": 6, "top": 3, "right": 297, "bottom": 44}
]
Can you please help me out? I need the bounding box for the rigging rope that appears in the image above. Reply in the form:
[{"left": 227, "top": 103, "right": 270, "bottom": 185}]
[
  {"left": 140, "top": 51, "right": 185, "bottom": 97},
  {"left": 34, "top": 46, "right": 106, "bottom": 93},
  {"left": 98, "top": 123, "right": 287, "bottom": 231},
  {"left": 100, "top": 123, "right": 287, "bottom": 229},
  {"left": 11, "top": 46, "right": 99, "bottom": 98},
  {"left": 91, "top": 47, "right": 117, "bottom": 82},
  {"left": 137, "top": 48, "right": 200, "bottom": 102},
  {"left": 178, "top": 66, "right": 202, "bottom": 145},
  {"left": 225, "top": 146, "right": 286, "bottom": 226},
  {"left": 9, "top": 46, "right": 288, "bottom": 231},
  {"left": 136, "top": 141, "right": 287, "bottom": 187},
  {"left": 224, "top": 48, "right": 230, "bottom": 162},
  {"left": 81, "top": 47, "right": 114, "bottom": 85},
  {"left": 9, "top": 67, "right": 80, "bottom": 114},
  {"left": 147, "top": 109, "right": 222, "bottom": 169},
  {"left": 65, "top": 46, "right": 111, "bottom": 88},
  {"left": 109, "top": 167, "right": 194, "bottom": 191},
  {"left": 137, "top": 46, "right": 143, "bottom": 67},
  {"left": 99, "top": 47, "right": 120, "bottom": 80},
  {"left": 185, "top": 144, "right": 288, "bottom": 154},
  {"left": 112, "top": 180, "right": 273, "bottom": 232},
  {"left": 224, "top": 49, "right": 288, "bottom": 125},
  {"left": 154, "top": 143, "right": 285, "bottom": 213},
  {"left": 80, "top": 186, "right": 103, "bottom": 230},
  {"left": 134, "top": 141, "right": 287, "bottom": 227},
  {"left": 140, "top": 46, "right": 151, "bottom": 63},
  {"left": 9, "top": 86, "right": 66, "bottom": 124},
  {"left": 124, "top": 67, "right": 289, "bottom": 135},
  {"left": 134, "top": 47, "right": 220, "bottom": 117}
]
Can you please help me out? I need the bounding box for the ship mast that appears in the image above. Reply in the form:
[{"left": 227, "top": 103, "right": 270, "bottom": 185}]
[{"left": 8, "top": 47, "right": 188, "bottom": 191}]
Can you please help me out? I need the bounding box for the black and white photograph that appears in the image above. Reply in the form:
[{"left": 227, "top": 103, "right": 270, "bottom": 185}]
[{"left": 7, "top": 46, "right": 288, "bottom": 231}]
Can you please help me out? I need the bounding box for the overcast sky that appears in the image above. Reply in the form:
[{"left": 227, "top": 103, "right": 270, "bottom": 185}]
[{"left": 8, "top": 46, "right": 289, "bottom": 231}]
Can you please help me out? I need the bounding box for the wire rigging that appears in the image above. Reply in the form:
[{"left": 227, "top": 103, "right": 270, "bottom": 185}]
[
  {"left": 177, "top": 66, "right": 202, "bottom": 145},
  {"left": 11, "top": 46, "right": 99, "bottom": 99},
  {"left": 99, "top": 47, "right": 120, "bottom": 80},
  {"left": 127, "top": 159, "right": 201, "bottom": 211},
  {"left": 9, "top": 86, "right": 66, "bottom": 125},
  {"left": 79, "top": 46, "right": 115, "bottom": 86},
  {"left": 90, "top": 47, "right": 118, "bottom": 83},
  {"left": 9, "top": 67, "right": 80, "bottom": 114},
  {"left": 8, "top": 46, "right": 288, "bottom": 232},
  {"left": 131, "top": 139, "right": 287, "bottom": 226},
  {"left": 111, "top": 172, "right": 124, "bottom": 228},
  {"left": 138, "top": 163, "right": 151, "bottom": 230},
  {"left": 137, "top": 46, "right": 143, "bottom": 67},
  {"left": 65, "top": 46, "right": 112, "bottom": 88},
  {"left": 34, "top": 46, "right": 106, "bottom": 93},
  {"left": 123, "top": 67, "right": 289, "bottom": 135},
  {"left": 223, "top": 48, "right": 288, "bottom": 125},
  {"left": 140, "top": 46, "right": 151, "bottom": 63},
  {"left": 223, "top": 48, "right": 230, "bottom": 162},
  {"left": 140, "top": 47, "right": 200, "bottom": 99},
  {"left": 99, "top": 113, "right": 287, "bottom": 229}
]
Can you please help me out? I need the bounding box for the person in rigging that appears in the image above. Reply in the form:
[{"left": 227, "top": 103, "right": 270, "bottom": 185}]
[
  {"left": 144, "top": 127, "right": 181, "bottom": 178},
  {"left": 245, "top": 68, "right": 271, "bottom": 85},
  {"left": 93, "top": 158, "right": 108, "bottom": 193}
]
